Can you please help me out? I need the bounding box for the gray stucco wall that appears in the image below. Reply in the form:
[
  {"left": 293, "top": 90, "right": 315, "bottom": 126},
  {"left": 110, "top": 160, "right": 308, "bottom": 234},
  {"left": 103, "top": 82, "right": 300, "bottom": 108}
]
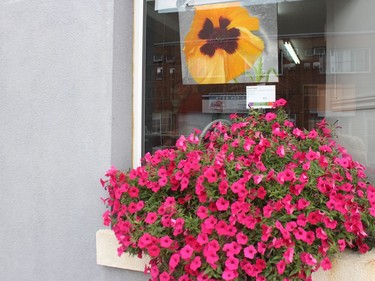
[{"left": 0, "top": 0, "right": 146, "bottom": 280}]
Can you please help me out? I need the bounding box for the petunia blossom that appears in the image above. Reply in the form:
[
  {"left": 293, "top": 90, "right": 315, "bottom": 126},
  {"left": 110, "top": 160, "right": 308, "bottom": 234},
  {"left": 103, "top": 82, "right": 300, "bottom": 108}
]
[
  {"left": 265, "top": 112, "right": 276, "bottom": 122},
  {"left": 222, "top": 269, "right": 237, "bottom": 281},
  {"left": 276, "top": 260, "right": 286, "bottom": 275},
  {"left": 197, "top": 206, "right": 209, "bottom": 219},
  {"left": 244, "top": 245, "right": 257, "bottom": 259},
  {"left": 145, "top": 212, "right": 158, "bottom": 224},
  {"left": 225, "top": 257, "right": 239, "bottom": 270},
  {"left": 147, "top": 244, "right": 160, "bottom": 257},
  {"left": 160, "top": 235, "right": 174, "bottom": 248},
  {"left": 159, "top": 271, "right": 171, "bottom": 281},
  {"left": 300, "top": 252, "right": 317, "bottom": 266},
  {"left": 216, "top": 197, "right": 230, "bottom": 211},
  {"left": 320, "top": 257, "right": 332, "bottom": 271},
  {"left": 180, "top": 245, "right": 194, "bottom": 260},
  {"left": 283, "top": 247, "right": 294, "bottom": 264},
  {"left": 190, "top": 256, "right": 202, "bottom": 271}
]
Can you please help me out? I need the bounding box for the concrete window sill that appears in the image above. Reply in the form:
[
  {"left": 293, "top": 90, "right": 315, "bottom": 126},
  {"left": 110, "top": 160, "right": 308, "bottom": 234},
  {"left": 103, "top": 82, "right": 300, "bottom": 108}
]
[
  {"left": 96, "top": 229, "right": 150, "bottom": 271},
  {"left": 96, "top": 229, "right": 375, "bottom": 280}
]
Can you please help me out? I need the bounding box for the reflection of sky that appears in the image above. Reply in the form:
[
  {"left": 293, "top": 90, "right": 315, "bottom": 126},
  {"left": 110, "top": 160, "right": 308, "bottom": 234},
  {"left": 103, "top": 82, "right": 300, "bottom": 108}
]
[{"left": 179, "top": 3, "right": 279, "bottom": 84}]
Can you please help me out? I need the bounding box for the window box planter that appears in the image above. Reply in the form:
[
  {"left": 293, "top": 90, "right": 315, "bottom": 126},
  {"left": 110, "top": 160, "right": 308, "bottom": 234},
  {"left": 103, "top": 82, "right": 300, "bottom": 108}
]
[{"left": 96, "top": 229, "right": 375, "bottom": 280}]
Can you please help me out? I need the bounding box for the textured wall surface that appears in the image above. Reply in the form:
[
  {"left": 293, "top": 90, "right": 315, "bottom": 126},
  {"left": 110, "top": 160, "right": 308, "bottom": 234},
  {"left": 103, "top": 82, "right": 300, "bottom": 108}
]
[
  {"left": 312, "top": 250, "right": 375, "bottom": 281},
  {"left": 0, "top": 0, "right": 146, "bottom": 280}
]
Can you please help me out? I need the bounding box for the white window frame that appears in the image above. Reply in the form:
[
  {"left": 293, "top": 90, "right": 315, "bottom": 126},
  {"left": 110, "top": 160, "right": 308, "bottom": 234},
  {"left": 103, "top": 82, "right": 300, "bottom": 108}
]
[{"left": 132, "top": 0, "right": 144, "bottom": 167}]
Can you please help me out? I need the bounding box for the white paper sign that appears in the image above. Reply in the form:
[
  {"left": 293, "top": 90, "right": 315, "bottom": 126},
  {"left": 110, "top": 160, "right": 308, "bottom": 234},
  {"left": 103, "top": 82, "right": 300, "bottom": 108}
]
[{"left": 246, "top": 85, "right": 276, "bottom": 108}]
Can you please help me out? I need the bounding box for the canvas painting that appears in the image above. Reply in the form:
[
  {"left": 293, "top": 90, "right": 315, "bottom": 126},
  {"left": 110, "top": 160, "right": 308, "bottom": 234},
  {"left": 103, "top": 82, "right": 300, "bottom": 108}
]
[{"left": 179, "top": 1, "right": 278, "bottom": 84}]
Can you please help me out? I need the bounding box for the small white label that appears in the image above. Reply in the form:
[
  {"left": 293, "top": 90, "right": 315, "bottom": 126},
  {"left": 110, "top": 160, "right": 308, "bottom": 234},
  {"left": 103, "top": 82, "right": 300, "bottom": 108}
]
[{"left": 246, "top": 85, "right": 276, "bottom": 109}]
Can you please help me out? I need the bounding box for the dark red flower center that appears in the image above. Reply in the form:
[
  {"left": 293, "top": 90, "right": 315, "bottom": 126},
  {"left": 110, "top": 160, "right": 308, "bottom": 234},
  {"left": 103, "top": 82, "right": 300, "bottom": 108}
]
[{"left": 198, "top": 17, "right": 240, "bottom": 57}]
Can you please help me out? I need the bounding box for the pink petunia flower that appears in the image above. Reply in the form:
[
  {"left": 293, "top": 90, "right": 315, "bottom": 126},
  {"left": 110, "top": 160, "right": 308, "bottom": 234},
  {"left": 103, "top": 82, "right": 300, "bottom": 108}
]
[
  {"left": 263, "top": 204, "right": 274, "bottom": 218},
  {"left": 293, "top": 128, "right": 306, "bottom": 139},
  {"left": 215, "top": 220, "right": 229, "bottom": 236},
  {"left": 323, "top": 217, "right": 338, "bottom": 229},
  {"left": 218, "top": 180, "right": 229, "bottom": 195},
  {"left": 203, "top": 167, "right": 218, "bottom": 183},
  {"left": 256, "top": 161, "right": 267, "bottom": 172},
  {"left": 236, "top": 232, "right": 248, "bottom": 245},
  {"left": 225, "top": 257, "right": 239, "bottom": 271},
  {"left": 172, "top": 218, "right": 185, "bottom": 236},
  {"left": 145, "top": 212, "right": 158, "bottom": 224},
  {"left": 147, "top": 244, "right": 160, "bottom": 257},
  {"left": 284, "top": 119, "right": 294, "bottom": 127},
  {"left": 244, "top": 245, "right": 257, "bottom": 259},
  {"left": 102, "top": 210, "right": 111, "bottom": 226},
  {"left": 222, "top": 269, "right": 236, "bottom": 281},
  {"left": 261, "top": 224, "right": 273, "bottom": 242},
  {"left": 128, "top": 186, "right": 139, "bottom": 198},
  {"left": 196, "top": 206, "right": 209, "bottom": 219},
  {"left": 138, "top": 233, "right": 153, "bottom": 249},
  {"left": 359, "top": 243, "right": 370, "bottom": 254},
  {"left": 203, "top": 216, "right": 218, "bottom": 231},
  {"left": 243, "top": 138, "right": 255, "bottom": 151},
  {"left": 320, "top": 257, "right": 332, "bottom": 271},
  {"left": 300, "top": 252, "right": 317, "bottom": 266},
  {"left": 285, "top": 221, "right": 297, "bottom": 232},
  {"left": 176, "top": 135, "right": 187, "bottom": 151},
  {"left": 190, "top": 256, "right": 202, "bottom": 271},
  {"left": 276, "top": 145, "right": 285, "bottom": 158},
  {"left": 306, "top": 148, "right": 320, "bottom": 161},
  {"left": 297, "top": 198, "right": 310, "bottom": 210},
  {"left": 257, "top": 186, "right": 267, "bottom": 199},
  {"left": 337, "top": 239, "right": 346, "bottom": 252},
  {"left": 180, "top": 245, "right": 194, "bottom": 260},
  {"left": 253, "top": 174, "right": 264, "bottom": 184},
  {"left": 283, "top": 247, "right": 294, "bottom": 264},
  {"left": 276, "top": 260, "right": 286, "bottom": 274},
  {"left": 136, "top": 200, "right": 145, "bottom": 211},
  {"left": 307, "top": 211, "right": 323, "bottom": 225},
  {"left": 204, "top": 249, "right": 219, "bottom": 266},
  {"left": 302, "top": 161, "right": 310, "bottom": 170},
  {"left": 216, "top": 197, "right": 230, "bottom": 211},
  {"left": 178, "top": 274, "right": 190, "bottom": 281},
  {"left": 304, "top": 231, "right": 315, "bottom": 245},
  {"left": 265, "top": 112, "right": 277, "bottom": 122},
  {"left": 197, "top": 233, "right": 209, "bottom": 245},
  {"left": 150, "top": 264, "right": 159, "bottom": 278},
  {"left": 307, "top": 129, "right": 318, "bottom": 139},
  {"left": 180, "top": 177, "right": 189, "bottom": 191},
  {"left": 160, "top": 235, "right": 173, "bottom": 248},
  {"left": 159, "top": 271, "right": 171, "bottom": 281},
  {"left": 293, "top": 227, "right": 307, "bottom": 241},
  {"left": 274, "top": 98, "right": 287, "bottom": 107}
]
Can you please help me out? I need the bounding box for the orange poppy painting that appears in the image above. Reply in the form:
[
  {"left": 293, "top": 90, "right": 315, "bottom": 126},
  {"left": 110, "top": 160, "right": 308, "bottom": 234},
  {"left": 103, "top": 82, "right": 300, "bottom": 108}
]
[{"left": 180, "top": 2, "right": 278, "bottom": 84}]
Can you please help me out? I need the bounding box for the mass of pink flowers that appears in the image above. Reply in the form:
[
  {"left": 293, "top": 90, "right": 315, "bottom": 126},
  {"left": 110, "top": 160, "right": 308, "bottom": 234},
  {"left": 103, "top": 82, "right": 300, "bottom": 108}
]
[{"left": 101, "top": 99, "right": 375, "bottom": 281}]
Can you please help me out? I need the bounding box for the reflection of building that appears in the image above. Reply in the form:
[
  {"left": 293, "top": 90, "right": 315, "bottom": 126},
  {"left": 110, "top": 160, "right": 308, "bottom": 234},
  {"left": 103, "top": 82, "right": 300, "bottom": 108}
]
[{"left": 142, "top": 0, "right": 375, "bottom": 173}]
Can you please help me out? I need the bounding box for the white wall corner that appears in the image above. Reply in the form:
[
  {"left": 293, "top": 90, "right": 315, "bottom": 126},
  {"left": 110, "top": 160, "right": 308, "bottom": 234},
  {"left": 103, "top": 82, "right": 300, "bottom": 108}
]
[
  {"left": 96, "top": 229, "right": 150, "bottom": 272},
  {"left": 312, "top": 249, "right": 375, "bottom": 281}
]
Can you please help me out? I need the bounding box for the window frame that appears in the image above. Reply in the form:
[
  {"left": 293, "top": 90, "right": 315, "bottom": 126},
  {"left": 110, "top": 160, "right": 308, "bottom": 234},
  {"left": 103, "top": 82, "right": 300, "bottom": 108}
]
[{"left": 132, "top": 0, "right": 144, "bottom": 166}]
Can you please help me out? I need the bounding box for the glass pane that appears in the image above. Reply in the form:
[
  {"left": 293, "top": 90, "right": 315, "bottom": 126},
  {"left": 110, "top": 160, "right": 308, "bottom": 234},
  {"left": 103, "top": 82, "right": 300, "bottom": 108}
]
[{"left": 143, "top": 0, "right": 375, "bottom": 180}]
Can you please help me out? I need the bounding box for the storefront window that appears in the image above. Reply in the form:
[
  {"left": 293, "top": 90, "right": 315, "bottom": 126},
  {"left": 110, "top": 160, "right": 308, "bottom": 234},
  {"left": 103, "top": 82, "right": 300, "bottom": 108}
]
[{"left": 141, "top": 0, "right": 375, "bottom": 180}]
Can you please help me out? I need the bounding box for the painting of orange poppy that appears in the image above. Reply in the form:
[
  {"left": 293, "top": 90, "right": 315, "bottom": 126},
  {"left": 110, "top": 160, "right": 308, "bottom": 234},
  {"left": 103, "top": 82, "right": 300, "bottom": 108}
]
[{"left": 180, "top": 2, "right": 278, "bottom": 84}]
